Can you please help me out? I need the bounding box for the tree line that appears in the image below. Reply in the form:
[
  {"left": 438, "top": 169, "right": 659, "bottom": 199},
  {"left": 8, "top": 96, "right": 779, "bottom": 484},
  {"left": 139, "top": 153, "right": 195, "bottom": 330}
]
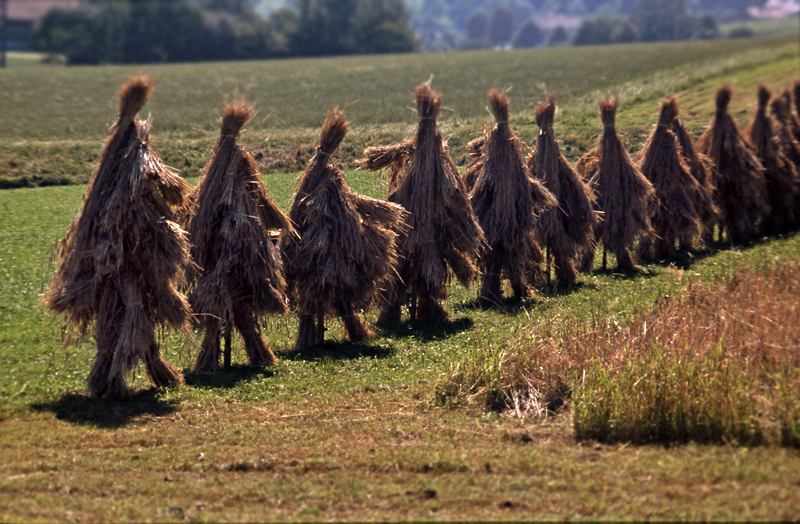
[{"left": 33, "top": 0, "right": 418, "bottom": 65}]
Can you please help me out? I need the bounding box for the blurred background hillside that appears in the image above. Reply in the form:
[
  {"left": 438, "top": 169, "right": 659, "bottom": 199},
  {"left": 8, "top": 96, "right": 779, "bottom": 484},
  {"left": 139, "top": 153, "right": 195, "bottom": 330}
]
[{"left": 2, "top": 0, "right": 797, "bottom": 64}]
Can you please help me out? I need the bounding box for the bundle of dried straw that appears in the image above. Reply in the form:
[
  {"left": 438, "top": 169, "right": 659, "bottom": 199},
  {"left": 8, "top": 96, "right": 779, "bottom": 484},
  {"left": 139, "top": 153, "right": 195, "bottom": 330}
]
[
  {"left": 360, "top": 82, "right": 484, "bottom": 324},
  {"left": 577, "top": 97, "right": 654, "bottom": 271},
  {"left": 45, "top": 77, "right": 191, "bottom": 399},
  {"left": 184, "top": 101, "right": 294, "bottom": 372},
  {"left": 636, "top": 96, "right": 701, "bottom": 259},
  {"left": 470, "top": 89, "right": 555, "bottom": 301},
  {"left": 697, "top": 86, "right": 769, "bottom": 244},
  {"left": 529, "top": 92, "right": 598, "bottom": 284},
  {"left": 281, "top": 108, "right": 408, "bottom": 349},
  {"left": 744, "top": 85, "right": 799, "bottom": 233}
]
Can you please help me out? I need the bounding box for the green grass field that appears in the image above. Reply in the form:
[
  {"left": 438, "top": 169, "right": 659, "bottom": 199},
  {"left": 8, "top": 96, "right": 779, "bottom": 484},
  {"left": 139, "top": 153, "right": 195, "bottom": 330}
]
[{"left": 2, "top": 38, "right": 800, "bottom": 521}]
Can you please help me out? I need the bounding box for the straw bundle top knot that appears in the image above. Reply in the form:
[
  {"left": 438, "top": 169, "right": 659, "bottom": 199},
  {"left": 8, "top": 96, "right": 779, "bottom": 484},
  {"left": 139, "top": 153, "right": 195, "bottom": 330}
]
[
  {"left": 488, "top": 89, "right": 510, "bottom": 125},
  {"left": 658, "top": 96, "right": 679, "bottom": 128},
  {"left": 757, "top": 84, "right": 771, "bottom": 109},
  {"left": 220, "top": 100, "right": 253, "bottom": 140},
  {"left": 599, "top": 97, "right": 618, "bottom": 129},
  {"left": 317, "top": 107, "right": 348, "bottom": 156},
  {"left": 535, "top": 92, "right": 557, "bottom": 129},
  {"left": 415, "top": 83, "right": 442, "bottom": 122},
  {"left": 119, "top": 76, "right": 154, "bottom": 124},
  {"left": 716, "top": 86, "right": 732, "bottom": 111}
]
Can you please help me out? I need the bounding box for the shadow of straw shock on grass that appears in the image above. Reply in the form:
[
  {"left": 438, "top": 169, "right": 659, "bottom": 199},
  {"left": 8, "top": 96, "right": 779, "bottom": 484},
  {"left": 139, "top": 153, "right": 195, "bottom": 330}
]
[{"left": 30, "top": 390, "right": 179, "bottom": 429}]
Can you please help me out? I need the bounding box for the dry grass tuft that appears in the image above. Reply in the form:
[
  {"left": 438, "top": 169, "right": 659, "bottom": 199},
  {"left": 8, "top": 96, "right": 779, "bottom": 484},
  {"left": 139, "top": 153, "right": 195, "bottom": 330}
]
[
  {"left": 440, "top": 261, "right": 800, "bottom": 447},
  {"left": 470, "top": 89, "right": 555, "bottom": 301},
  {"left": 44, "top": 76, "right": 191, "bottom": 399}
]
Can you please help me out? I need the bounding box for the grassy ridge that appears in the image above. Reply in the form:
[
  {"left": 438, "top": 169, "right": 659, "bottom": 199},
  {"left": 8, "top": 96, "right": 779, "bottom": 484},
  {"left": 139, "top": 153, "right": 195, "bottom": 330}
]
[{"left": 0, "top": 35, "right": 796, "bottom": 188}]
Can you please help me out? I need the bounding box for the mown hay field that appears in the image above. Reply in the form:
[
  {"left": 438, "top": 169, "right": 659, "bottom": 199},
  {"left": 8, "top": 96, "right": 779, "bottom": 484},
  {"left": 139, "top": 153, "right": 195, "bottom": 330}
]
[{"left": 1, "top": 36, "right": 800, "bottom": 520}]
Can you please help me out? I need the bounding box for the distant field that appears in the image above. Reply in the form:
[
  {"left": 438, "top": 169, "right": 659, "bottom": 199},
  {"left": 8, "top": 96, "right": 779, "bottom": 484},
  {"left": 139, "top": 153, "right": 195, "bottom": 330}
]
[
  {"left": 0, "top": 35, "right": 797, "bottom": 187},
  {"left": 721, "top": 15, "right": 800, "bottom": 37}
]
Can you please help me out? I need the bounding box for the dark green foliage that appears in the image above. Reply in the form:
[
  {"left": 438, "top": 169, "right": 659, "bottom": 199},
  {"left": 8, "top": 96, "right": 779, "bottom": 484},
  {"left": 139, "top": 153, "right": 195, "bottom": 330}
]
[
  {"left": 488, "top": 6, "right": 516, "bottom": 47},
  {"left": 512, "top": 19, "right": 544, "bottom": 49}
]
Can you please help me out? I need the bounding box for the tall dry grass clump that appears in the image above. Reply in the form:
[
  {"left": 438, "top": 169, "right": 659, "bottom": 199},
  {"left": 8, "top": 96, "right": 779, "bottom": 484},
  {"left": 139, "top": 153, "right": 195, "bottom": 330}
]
[
  {"left": 360, "top": 82, "right": 484, "bottom": 324},
  {"left": 470, "top": 89, "right": 555, "bottom": 302},
  {"left": 281, "top": 108, "right": 408, "bottom": 350},
  {"left": 671, "top": 114, "right": 721, "bottom": 245},
  {"left": 529, "top": 93, "right": 598, "bottom": 285},
  {"left": 184, "top": 101, "right": 294, "bottom": 372},
  {"left": 744, "top": 85, "right": 799, "bottom": 233},
  {"left": 697, "top": 86, "right": 769, "bottom": 243},
  {"left": 576, "top": 97, "right": 654, "bottom": 271},
  {"left": 45, "top": 77, "right": 191, "bottom": 399},
  {"left": 439, "top": 261, "right": 800, "bottom": 447},
  {"left": 636, "top": 96, "right": 701, "bottom": 259}
]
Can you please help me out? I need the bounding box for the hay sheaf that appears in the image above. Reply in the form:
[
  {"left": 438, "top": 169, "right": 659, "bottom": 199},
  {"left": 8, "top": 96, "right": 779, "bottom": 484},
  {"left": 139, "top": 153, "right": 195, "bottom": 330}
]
[
  {"left": 45, "top": 76, "right": 191, "bottom": 399},
  {"left": 697, "top": 86, "right": 769, "bottom": 244},
  {"left": 744, "top": 85, "right": 799, "bottom": 233},
  {"left": 671, "top": 114, "right": 721, "bottom": 243},
  {"left": 577, "top": 97, "right": 654, "bottom": 271},
  {"left": 529, "top": 92, "right": 599, "bottom": 284},
  {"left": 636, "top": 96, "right": 701, "bottom": 259},
  {"left": 470, "top": 89, "right": 555, "bottom": 301},
  {"left": 184, "top": 100, "right": 294, "bottom": 372},
  {"left": 771, "top": 89, "right": 800, "bottom": 168},
  {"left": 462, "top": 134, "right": 487, "bottom": 192},
  {"left": 360, "top": 82, "right": 484, "bottom": 324},
  {"left": 281, "top": 108, "right": 408, "bottom": 349}
]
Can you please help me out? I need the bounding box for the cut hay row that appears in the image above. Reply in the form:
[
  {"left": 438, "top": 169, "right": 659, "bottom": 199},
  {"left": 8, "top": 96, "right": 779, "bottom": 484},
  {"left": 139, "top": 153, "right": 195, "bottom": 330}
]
[{"left": 44, "top": 76, "right": 800, "bottom": 398}]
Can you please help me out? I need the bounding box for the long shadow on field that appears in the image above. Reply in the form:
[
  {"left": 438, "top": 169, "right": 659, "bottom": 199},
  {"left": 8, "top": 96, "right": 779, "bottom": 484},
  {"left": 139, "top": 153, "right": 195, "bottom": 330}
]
[
  {"left": 282, "top": 340, "right": 396, "bottom": 362},
  {"left": 31, "top": 390, "right": 178, "bottom": 429},
  {"left": 379, "top": 316, "right": 474, "bottom": 342},
  {"left": 184, "top": 364, "right": 275, "bottom": 390},
  {"left": 538, "top": 280, "right": 598, "bottom": 298}
]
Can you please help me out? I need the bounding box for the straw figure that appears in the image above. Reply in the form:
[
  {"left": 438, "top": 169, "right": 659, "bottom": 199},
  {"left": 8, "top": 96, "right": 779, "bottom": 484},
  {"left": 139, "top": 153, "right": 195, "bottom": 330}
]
[
  {"left": 470, "top": 89, "right": 556, "bottom": 301},
  {"left": 697, "top": 86, "right": 769, "bottom": 244},
  {"left": 528, "top": 92, "right": 598, "bottom": 285},
  {"left": 792, "top": 81, "right": 800, "bottom": 143},
  {"left": 360, "top": 83, "right": 484, "bottom": 324},
  {"left": 45, "top": 77, "right": 191, "bottom": 399},
  {"left": 671, "top": 113, "right": 721, "bottom": 246},
  {"left": 771, "top": 90, "right": 800, "bottom": 167},
  {"left": 744, "top": 85, "right": 799, "bottom": 233},
  {"left": 576, "top": 97, "right": 655, "bottom": 271},
  {"left": 635, "top": 96, "right": 702, "bottom": 259},
  {"left": 281, "top": 108, "right": 408, "bottom": 350},
  {"left": 184, "top": 101, "right": 294, "bottom": 372}
]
